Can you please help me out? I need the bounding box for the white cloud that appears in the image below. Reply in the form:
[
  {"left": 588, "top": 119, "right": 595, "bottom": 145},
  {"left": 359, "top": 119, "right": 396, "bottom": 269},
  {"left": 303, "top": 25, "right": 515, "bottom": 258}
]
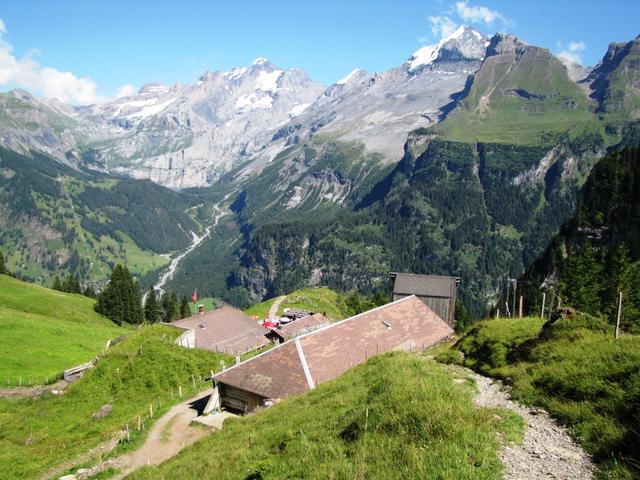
[
  {"left": 422, "top": 2, "right": 510, "bottom": 42},
  {"left": 455, "top": 2, "right": 508, "bottom": 25},
  {"left": 557, "top": 40, "right": 586, "bottom": 65},
  {"left": 116, "top": 84, "right": 137, "bottom": 98},
  {"left": 0, "top": 18, "right": 132, "bottom": 105},
  {"left": 428, "top": 15, "right": 460, "bottom": 40}
]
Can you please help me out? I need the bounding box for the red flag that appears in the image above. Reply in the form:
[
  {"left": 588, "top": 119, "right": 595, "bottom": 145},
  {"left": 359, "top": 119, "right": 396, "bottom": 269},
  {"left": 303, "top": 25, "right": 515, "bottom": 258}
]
[{"left": 192, "top": 288, "right": 197, "bottom": 304}]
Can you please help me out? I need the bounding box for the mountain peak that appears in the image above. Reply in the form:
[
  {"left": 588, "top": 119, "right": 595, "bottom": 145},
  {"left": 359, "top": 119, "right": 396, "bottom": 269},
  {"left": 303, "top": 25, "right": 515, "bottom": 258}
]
[
  {"left": 252, "top": 57, "right": 270, "bottom": 66},
  {"left": 336, "top": 68, "right": 367, "bottom": 85},
  {"left": 407, "top": 26, "right": 487, "bottom": 72},
  {"left": 138, "top": 83, "right": 169, "bottom": 95}
]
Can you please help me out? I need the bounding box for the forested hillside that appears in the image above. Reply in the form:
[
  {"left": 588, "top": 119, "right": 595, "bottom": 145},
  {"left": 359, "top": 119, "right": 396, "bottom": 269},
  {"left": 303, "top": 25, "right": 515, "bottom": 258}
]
[
  {"left": 519, "top": 146, "right": 640, "bottom": 332},
  {"left": 0, "top": 147, "right": 208, "bottom": 285}
]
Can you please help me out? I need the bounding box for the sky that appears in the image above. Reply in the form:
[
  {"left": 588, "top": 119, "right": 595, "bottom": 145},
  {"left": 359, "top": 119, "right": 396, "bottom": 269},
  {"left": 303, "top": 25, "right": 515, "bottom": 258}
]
[{"left": 0, "top": 0, "right": 638, "bottom": 104}]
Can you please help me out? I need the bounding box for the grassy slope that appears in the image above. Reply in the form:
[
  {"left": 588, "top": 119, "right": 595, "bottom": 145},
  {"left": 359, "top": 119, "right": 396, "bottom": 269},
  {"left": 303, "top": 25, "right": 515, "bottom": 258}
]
[
  {"left": 0, "top": 324, "right": 232, "bottom": 479},
  {"left": 0, "top": 274, "right": 125, "bottom": 383},
  {"left": 130, "top": 352, "right": 523, "bottom": 480},
  {"left": 431, "top": 44, "right": 598, "bottom": 146},
  {"left": 244, "top": 287, "right": 349, "bottom": 321},
  {"left": 189, "top": 297, "right": 217, "bottom": 315},
  {"left": 456, "top": 315, "right": 640, "bottom": 479}
]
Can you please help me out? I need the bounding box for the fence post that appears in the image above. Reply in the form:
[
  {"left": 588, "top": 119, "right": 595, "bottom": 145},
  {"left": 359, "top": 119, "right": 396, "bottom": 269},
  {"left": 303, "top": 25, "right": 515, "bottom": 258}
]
[
  {"left": 615, "top": 291, "right": 623, "bottom": 340},
  {"left": 541, "top": 292, "right": 546, "bottom": 319},
  {"left": 519, "top": 296, "right": 523, "bottom": 318}
]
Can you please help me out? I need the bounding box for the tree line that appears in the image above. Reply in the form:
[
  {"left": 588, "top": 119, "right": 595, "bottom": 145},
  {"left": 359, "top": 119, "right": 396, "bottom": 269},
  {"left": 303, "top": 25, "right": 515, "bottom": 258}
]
[{"left": 93, "top": 264, "right": 194, "bottom": 325}]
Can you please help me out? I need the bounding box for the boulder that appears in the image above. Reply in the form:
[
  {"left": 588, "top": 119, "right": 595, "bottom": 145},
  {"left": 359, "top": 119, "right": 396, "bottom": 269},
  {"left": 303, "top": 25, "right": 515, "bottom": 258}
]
[{"left": 92, "top": 404, "right": 112, "bottom": 420}]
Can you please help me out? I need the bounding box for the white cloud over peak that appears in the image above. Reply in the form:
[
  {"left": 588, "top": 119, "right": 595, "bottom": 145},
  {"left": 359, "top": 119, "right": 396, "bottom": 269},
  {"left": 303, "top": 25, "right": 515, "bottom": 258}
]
[
  {"left": 421, "top": 2, "right": 510, "bottom": 42},
  {"left": 428, "top": 15, "right": 460, "bottom": 40},
  {"left": 557, "top": 41, "right": 586, "bottom": 65},
  {"left": 455, "top": 2, "right": 508, "bottom": 25},
  {"left": 116, "top": 84, "right": 137, "bottom": 99},
  {"left": 0, "top": 18, "right": 130, "bottom": 105}
]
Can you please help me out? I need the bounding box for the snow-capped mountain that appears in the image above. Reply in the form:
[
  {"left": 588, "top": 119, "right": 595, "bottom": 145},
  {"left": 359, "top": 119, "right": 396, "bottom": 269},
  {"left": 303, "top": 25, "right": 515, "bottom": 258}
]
[
  {"left": 253, "top": 26, "right": 489, "bottom": 169},
  {"left": 79, "top": 58, "right": 325, "bottom": 187}
]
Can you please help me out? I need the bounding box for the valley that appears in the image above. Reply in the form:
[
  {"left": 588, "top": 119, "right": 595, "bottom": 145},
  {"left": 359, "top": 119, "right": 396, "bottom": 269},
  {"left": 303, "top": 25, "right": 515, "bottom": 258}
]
[{"left": 1, "top": 8, "right": 640, "bottom": 480}]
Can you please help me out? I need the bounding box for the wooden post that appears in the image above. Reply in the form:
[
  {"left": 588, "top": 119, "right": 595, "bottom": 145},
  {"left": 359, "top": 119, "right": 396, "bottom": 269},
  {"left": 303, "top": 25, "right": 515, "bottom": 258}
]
[
  {"left": 137, "top": 416, "right": 141, "bottom": 431},
  {"left": 541, "top": 292, "right": 546, "bottom": 319},
  {"left": 179, "top": 385, "right": 182, "bottom": 398},
  {"left": 496, "top": 308, "right": 499, "bottom": 319},
  {"left": 191, "top": 374, "right": 196, "bottom": 389},
  {"left": 512, "top": 280, "right": 517, "bottom": 319},
  {"left": 615, "top": 291, "right": 623, "bottom": 340},
  {"left": 126, "top": 423, "right": 130, "bottom": 442},
  {"left": 519, "top": 296, "right": 523, "bottom": 318},
  {"left": 149, "top": 403, "right": 153, "bottom": 418}
]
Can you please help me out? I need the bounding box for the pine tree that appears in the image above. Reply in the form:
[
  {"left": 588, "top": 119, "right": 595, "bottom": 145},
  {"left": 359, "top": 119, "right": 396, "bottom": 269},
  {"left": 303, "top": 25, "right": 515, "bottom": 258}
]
[
  {"left": 560, "top": 242, "right": 603, "bottom": 314},
  {"left": 83, "top": 284, "right": 96, "bottom": 298},
  {"left": 52, "top": 275, "right": 63, "bottom": 291},
  {"left": 161, "top": 291, "right": 179, "bottom": 322},
  {"left": 179, "top": 295, "right": 191, "bottom": 319},
  {"left": 144, "top": 286, "right": 161, "bottom": 323},
  {"left": 0, "top": 251, "right": 6, "bottom": 275},
  {"left": 62, "top": 273, "right": 81, "bottom": 294},
  {"left": 95, "top": 264, "right": 144, "bottom": 325}
]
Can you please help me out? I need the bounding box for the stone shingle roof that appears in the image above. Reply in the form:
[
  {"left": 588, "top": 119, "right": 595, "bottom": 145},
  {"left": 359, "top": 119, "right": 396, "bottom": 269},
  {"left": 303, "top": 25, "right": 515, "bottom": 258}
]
[
  {"left": 214, "top": 295, "right": 453, "bottom": 400},
  {"left": 171, "top": 306, "right": 270, "bottom": 355}
]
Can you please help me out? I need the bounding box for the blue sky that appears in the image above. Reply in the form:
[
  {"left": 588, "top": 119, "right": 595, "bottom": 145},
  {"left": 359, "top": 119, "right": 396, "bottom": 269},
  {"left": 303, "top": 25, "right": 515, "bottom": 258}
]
[{"left": 0, "top": 0, "right": 638, "bottom": 104}]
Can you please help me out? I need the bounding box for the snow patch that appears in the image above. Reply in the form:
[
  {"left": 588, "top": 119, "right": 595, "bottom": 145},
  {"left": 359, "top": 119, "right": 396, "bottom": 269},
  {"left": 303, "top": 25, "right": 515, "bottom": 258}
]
[
  {"left": 255, "top": 70, "right": 283, "bottom": 92},
  {"left": 407, "top": 25, "right": 481, "bottom": 71},
  {"left": 408, "top": 44, "right": 440, "bottom": 71},
  {"left": 336, "top": 68, "right": 361, "bottom": 85},
  {"left": 235, "top": 93, "right": 273, "bottom": 111},
  {"left": 289, "top": 103, "right": 311, "bottom": 117},
  {"left": 126, "top": 98, "right": 177, "bottom": 119},
  {"left": 223, "top": 67, "right": 247, "bottom": 80}
]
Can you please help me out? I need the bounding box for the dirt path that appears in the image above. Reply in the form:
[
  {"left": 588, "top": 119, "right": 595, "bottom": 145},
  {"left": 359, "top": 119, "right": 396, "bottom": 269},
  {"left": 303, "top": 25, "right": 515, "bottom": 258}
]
[
  {"left": 467, "top": 369, "right": 595, "bottom": 479},
  {"left": 268, "top": 295, "right": 286, "bottom": 319},
  {"left": 74, "top": 389, "right": 229, "bottom": 480},
  {"left": 1, "top": 379, "right": 69, "bottom": 399}
]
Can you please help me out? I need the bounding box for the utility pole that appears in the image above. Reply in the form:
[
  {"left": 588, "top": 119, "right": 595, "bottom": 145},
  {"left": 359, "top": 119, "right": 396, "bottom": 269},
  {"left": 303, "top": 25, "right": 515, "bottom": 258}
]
[{"left": 615, "top": 291, "right": 623, "bottom": 340}]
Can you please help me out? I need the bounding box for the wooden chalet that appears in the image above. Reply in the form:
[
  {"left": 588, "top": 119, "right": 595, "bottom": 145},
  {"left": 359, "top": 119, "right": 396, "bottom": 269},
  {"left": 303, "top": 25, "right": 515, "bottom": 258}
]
[{"left": 389, "top": 272, "right": 460, "bottom": 326}]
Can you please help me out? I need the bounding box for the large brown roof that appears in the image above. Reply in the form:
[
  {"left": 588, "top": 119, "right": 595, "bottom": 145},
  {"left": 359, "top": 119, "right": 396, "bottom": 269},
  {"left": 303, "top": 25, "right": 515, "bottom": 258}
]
[
  {"left": 171, "top": 306, "right": 270, "bottom": 355},
  {"left": 215, "top": 295, "right": 453, "bottom": 400}
]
